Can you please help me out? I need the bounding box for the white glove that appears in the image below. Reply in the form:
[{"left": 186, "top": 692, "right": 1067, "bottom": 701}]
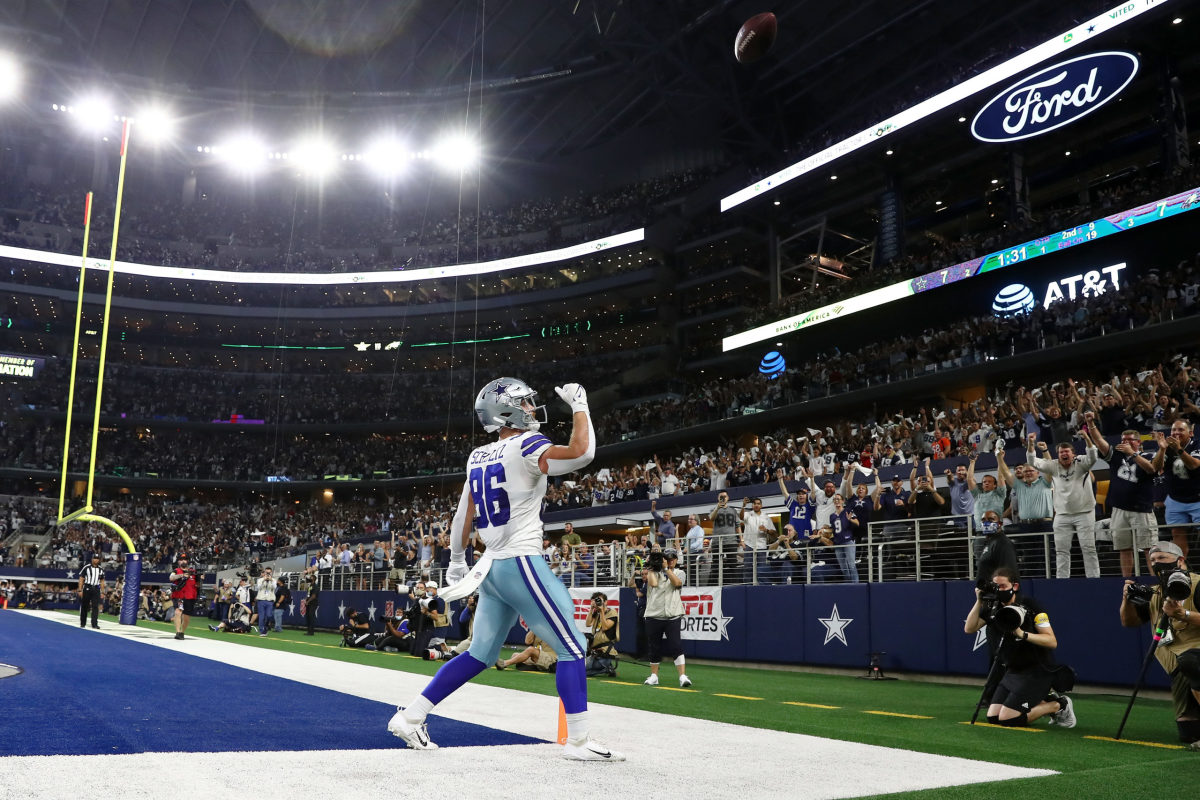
[
  {"left": 446, "top": 556, "right": 469, "bottom": 586},
  {"left": 555, "top": 383, "right": 588, "bottom": 413}
]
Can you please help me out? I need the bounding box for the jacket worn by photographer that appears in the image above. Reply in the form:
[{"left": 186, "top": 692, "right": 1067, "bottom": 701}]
[
  {"left": 645, "top": 567, "right": 685, "bottom": 620},
  {"left": 1148, "top": 572, "right": 1200, "bottom": 679}
]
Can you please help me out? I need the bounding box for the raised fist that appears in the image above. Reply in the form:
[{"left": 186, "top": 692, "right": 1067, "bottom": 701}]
[{"left": 555, "top": 383, "right": 589, "bottom": 413}]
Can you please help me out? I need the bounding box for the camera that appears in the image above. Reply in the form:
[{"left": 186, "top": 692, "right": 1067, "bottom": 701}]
[
  {"left": 993, "top": 603, "right": 1026, "bottom": 632},
  {"left": 1125, "top": 582, "right": 1156, "bottom": 608}
]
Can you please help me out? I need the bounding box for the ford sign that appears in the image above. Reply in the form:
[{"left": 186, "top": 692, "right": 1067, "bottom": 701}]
[{"left": 971, "top": 51, "right": 1139, "bottom": 143}]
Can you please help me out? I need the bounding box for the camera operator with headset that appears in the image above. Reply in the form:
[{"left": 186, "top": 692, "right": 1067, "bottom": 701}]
[
  {"left": 642, "top": 548, "right": 691, "bottom": 688},
  {"left": 965, "top": 566, "right": 1076, "bottom": 728},
  {"left": 1120, "top": 541, "right": 1200, "bottom": 749}
]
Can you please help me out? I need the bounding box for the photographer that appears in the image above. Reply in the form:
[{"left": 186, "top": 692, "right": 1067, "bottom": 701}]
[
  {"left": 273, "top": 575, "right": 291, "bottom": 633},
  {"left": 585, "top": 592, "right": 619, "bottom": 677},
  {"left": 642, "top": 548, "right": 691, "bottom": 688},
  {"left": 303, "top": 574, "right": 319, "bottom": 636},
  {"left": 254, "top": 567, "right": 277, "bottom": 637},
  {"left": 965, "top": 567, "right": 1076, "bottom": 728},
  {"left": 420, "top": 581, "right": 451, "bottom": 659},
  {"left": 168, "top": 553, "right": 199, "bottom": 641},
  {"left": 1120, "top": 542, "right": 1200, "bottom": 748},
  {"left": 208, "top": 602, "right": 253, "bottom": 634},
  {"left": 495, "top": 629, "right": 558, "bottom": 672},
  {"left": 339, "top": 607, "right": 374, "bottom": 648},
  {"left": 374, "top": 612, "right": 413, "bottom": 652}
]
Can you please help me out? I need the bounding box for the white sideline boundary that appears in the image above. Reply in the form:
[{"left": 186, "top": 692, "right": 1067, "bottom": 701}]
[{"left": 1, "top": 611, "right": 1056, "bottom": 799}]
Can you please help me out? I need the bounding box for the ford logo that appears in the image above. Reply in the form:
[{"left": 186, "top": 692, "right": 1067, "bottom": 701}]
[{"left": 971, "top": 51, "right": 1139, "bottom": 143}]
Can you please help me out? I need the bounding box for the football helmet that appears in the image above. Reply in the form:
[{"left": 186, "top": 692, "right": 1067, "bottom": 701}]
[{"left": 474, "top": 377, "right": 547, "bottom": 433}]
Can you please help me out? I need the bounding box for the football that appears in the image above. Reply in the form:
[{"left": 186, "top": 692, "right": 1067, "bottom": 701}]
[{"left": 734, "top": 12, "right": 777, "bottom": 64}]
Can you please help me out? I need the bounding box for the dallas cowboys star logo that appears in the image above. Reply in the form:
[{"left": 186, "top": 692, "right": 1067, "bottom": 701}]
[
  {"left": 337, "top": 602, "right": 347, "bottom": 619},
  {"left": 818, "top": 604, "right": 854, "bottom": 646},
  {"left": 367, "top": 601, "right": 377, "bottom": 621},
  {"left": 972, "top": 627, "right": 989, "bottom": 652},
  {"left": 66, "top": 571, "right": 75, "bottom": 579},
  {"left": 491, "top": 382, "right": 508, "bottom": 396},
  {"left": 288, "top": 602, "right": 295, "bottom": 617}
]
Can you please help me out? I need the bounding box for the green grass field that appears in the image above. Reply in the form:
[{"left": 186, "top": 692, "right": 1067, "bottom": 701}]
[{"left": 91, "top": 612, "right": 1195, "bottom": 798}]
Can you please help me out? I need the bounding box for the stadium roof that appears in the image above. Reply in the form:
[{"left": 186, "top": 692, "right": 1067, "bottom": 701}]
[{"left": 0, "top": 0, "right": 1152, "bottom": 167}]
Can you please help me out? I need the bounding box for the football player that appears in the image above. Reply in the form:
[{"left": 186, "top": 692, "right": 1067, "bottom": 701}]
[{"left": 388, "top": 378, "right": 624, "bottom": 761}]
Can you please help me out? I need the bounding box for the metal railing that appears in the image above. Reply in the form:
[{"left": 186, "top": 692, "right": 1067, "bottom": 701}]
[{"left": 270, "top": 518, "right": 1200, "bottom": 593}]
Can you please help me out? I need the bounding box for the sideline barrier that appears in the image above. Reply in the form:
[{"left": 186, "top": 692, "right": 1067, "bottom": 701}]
[{"left": 227, "top": 578, "right": 1166, "bottom": 690}]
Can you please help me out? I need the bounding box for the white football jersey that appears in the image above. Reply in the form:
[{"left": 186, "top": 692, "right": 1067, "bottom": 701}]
[{"left": 465, "top": 430, "right": 552, "bottom": 558}]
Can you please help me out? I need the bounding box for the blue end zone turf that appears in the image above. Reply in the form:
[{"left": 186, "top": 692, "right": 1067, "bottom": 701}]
[{"left": 0, "top": 613, "right": 543, "bottom": 756}]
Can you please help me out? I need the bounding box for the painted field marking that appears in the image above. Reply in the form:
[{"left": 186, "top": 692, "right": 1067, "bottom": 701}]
[
  {"left": 714, "top": 693, "right": 763, "bottom": 700},
  {"left": 653, "top": 686, "right": 699, "bottom": 693},
  {"left": 1084, "top": 736, "right": 1186, "bottom": 750},
  {"left": 783, "top": 701, "right": 840, "bottom": 709},
  {"left": 599, "top": 680, "right": 641, "bottom": 686},
  {"left": 958, "top": 722, "right": 1043, "bottom": 733},
  {"left": 864, "top": 711, "right": 933, "bottom": 719}
]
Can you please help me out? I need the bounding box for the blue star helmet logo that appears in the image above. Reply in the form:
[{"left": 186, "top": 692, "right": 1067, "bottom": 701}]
[{"left": 491, "top": 382, "right": 508, "bottom": 397}]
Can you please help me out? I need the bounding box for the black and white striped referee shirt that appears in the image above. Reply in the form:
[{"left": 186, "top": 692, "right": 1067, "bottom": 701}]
[{"left": 82, "top": 565, "right": 104, "bottom": 587}]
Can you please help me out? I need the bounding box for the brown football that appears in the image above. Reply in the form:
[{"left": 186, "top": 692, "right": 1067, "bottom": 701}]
[{"left": 734, "top": 12, "right": 777, "bottom": 64}]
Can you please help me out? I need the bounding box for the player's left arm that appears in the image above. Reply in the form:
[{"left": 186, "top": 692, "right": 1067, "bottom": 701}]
[{"left": 541, "top": 383, "right": 594, "bottom": 475}]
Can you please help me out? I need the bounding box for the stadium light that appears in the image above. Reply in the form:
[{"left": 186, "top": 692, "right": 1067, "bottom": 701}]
[
  {"left": 291, "top": 137, "right": 338, "bottom": 178},
  {"left": 70, "top": 94, "right": 115, "bottom": 135},
  {"left": 430, "top": 134, "right": 479, "bottom": 172},
  {"left": 0, "top": 52, "right": 20, "bottom": 103},
  {"left": 135, "top": 106, "right": 175, "bottom": 144},
  {"left": 215, "top": 133, "right": 267, "bottom": 174},
  {"left": 363, "top": 137, "right": 410, "bottom": 176}
]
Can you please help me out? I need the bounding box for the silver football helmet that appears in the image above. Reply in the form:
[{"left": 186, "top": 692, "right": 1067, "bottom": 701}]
[{"left": 474, "top": 377, "right": 547, "bottom": 433}]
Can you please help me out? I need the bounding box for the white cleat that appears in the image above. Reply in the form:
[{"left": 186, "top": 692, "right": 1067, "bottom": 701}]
[
  {"left": 1051, "top": 695, "right": 1076, "bottom": 729},
  {"left": 562, "top": 737, "right": 625, "bottom": 762},
  {"left": 387, "top": 708, "right": 438, "bottom": 750},
  {"left": 679, "top": 675, "right": 692, "bottom": 688},
  {"left": 643, "top": 674, "right": 659, "bottom": 686}
]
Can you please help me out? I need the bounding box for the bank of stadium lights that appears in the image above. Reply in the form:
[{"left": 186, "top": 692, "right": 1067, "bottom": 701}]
[
  {"left": 214, "top": 134, "right": 268, "bottom": 174},
  {"left": 288, "top": 137, "right": 339, "bottom": 178},
  {"left": 56, "top": 94, "right": 114, "bottom": 135},
  {"left": 0, "top": 52, "right": 20, "bottom": 102},
  {"left": 362, "top": 137, "right": 411, "bottom": 177},
  {"left": 135, "top": 106, "right": 176, "bottom": 145},
  {"left": 428, "top": 134, "right": 479, "bottom": 172}
]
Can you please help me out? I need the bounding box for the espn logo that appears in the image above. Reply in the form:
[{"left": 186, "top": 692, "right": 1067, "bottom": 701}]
[
  {"left": 572, "top": 596, "right": 619, "bottom": 621},
  {"left": 682, "top": 594, "right": 715, "bottom": 616}
]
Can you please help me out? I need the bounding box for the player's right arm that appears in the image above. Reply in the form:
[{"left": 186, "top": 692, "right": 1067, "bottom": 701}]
[{"left": 446, "top": 481, "right": 474, "bottom": 584}]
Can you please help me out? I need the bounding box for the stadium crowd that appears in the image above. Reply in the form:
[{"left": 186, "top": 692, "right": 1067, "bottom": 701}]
[{"left": 5, "top": 338, "right": 1197, "bottom": 589}]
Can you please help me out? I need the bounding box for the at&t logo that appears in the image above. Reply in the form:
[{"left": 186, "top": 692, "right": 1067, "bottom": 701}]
[{"left": 992, "top": 263, "right": 1126, "bottom": 317}]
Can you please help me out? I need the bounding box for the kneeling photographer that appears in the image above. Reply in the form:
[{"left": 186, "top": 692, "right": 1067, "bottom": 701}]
[
  {"left": 1120, "top": 542, "right": 1200, "bottom": 748},
  {"left": 965, "top": 567, "right": 1076, "bottom": 728},
  {"left": 585, "top": 592, "right": 619, "bottom": 677}
]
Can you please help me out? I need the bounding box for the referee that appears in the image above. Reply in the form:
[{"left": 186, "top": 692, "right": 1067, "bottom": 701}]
[{"left": 78, "top": 552, "right": 105, "bottom": 629}]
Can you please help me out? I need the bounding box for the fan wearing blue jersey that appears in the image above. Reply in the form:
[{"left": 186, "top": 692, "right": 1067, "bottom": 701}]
[{"left": 388, "top": 378, "right": 624, "bottom": 762}]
